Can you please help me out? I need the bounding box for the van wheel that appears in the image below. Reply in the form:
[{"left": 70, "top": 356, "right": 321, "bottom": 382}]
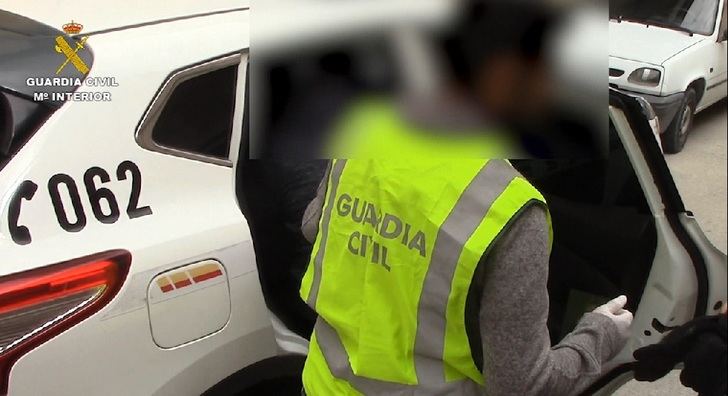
[{"left": 662, "top": 88, "right": 696, "bottom": 154}]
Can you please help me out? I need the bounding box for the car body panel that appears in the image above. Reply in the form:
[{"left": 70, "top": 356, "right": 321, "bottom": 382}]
[
  {"left": 681, "top": 213, "right": 728, "bottom": 317},
  {"left": 1, "top": 8, "right": 278, "bottom": 395},
  {"left": 609, "top": 20, "right": 707, "bottom": 66}
]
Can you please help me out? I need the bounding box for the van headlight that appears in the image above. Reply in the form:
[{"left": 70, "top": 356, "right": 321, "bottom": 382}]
[{"left": 628, "top": 68, "right": 661, "bottom": 86}]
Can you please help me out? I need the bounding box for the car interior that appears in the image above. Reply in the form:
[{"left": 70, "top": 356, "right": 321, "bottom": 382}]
[
  {"left": 235, "top": 38, "right": 658, "bottom": 346},
  {"left": 513, "top": 128, "right": 656, "bottom": 341}
]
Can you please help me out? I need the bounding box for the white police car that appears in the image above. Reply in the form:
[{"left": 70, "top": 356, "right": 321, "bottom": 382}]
[
  {"left": 0, "top": 2, "right": 302, "bottom": 395},
  {"left": 0, "top": 1, "right": 726, "bottom": 396}
]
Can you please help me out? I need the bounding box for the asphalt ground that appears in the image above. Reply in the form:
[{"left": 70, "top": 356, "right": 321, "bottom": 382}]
[{"left": 614, "top": 99, "right": 727, "bottom": 396}]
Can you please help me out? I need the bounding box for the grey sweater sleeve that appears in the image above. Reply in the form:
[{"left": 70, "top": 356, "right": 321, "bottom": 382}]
[
  {"left": 301, "top": 162, "right": 330, "bottom": 243},
  {"left": 479, "top": 205, "right": 625, "bottom": 396}
]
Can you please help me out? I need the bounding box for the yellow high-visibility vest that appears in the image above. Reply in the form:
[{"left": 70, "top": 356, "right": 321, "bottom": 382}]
[{"left": 300, "top": 157, "right": 549, "bottom": 395}]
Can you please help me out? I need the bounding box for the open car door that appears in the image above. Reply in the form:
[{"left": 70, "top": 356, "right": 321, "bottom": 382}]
[
  {"left": 512, "top": 89, "right": 726, "bottom": 394},
  {"left": 590, "top": 90, "right": 727, "bottom": 394},
  {"left": 546, "top": 90, "right": 728, "bottom": 394}
]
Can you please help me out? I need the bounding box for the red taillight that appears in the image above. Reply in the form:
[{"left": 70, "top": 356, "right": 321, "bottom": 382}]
[{"left": 0, "top": 250, "right": 130, "bottom": 395}]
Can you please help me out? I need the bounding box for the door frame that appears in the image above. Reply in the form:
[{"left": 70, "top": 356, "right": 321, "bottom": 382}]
[{"left": 582, "top": 90, "right": 714, "bottom": 395}]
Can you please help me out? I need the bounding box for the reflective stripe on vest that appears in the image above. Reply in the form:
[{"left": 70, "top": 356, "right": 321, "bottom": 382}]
[
  {"left": 305, "top": 159, "right": 348, "bottom": 309},
  {"left": 300, "top": 159, "right": 548, "bottom": 395}
]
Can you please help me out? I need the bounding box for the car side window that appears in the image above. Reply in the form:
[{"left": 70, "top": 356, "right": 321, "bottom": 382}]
[
  {"left": 152, "top": 65, "right": 237, "bottom": 159},
  {"left": 137, "top": 55, "right": 240, "bottom": 166}
]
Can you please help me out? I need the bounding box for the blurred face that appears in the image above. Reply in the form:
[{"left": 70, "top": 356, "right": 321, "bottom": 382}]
[{"left": 473, "top": 52, "right": 552, "bottom": 122}]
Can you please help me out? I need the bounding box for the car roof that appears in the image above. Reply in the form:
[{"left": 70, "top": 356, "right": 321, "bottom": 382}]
[{"left": 0, "top": 0, "right": 248, "bottom": 36}]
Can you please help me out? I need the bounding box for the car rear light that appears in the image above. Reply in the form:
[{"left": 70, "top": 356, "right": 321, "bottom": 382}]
[{"left": 0, "top": 250, "right": 130, "bottom": 395}]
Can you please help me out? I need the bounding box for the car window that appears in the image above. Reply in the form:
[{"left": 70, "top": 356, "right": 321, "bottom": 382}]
[
  {"left": 719, "top": 0, "right": 728, "bottom": 39},
  {"left": 136, "top": 54, "right": 241, "bottom": 166},
  {"left": 152, "top": 65, "right": 237, "bottom": 160},
  {"left": 610, "top": 0, "right": 720, "bottom": 36}
]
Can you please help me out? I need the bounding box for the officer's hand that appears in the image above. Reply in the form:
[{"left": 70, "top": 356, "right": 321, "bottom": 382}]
[
  {"left": 633, "top": 313, "right": 727, "bottom": 396},
  {"left": 593, "top": 295, "right": 633, "bottom": 340}
]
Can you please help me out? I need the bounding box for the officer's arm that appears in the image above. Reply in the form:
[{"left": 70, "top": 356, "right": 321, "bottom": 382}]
[
  {"left": 478, "top": 205, "right": 624, "bottom": 395},
  {"left": 301, "top": 161, "right": 331, "bottom": 243}
]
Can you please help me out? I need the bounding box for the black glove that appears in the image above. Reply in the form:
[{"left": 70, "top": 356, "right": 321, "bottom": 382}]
[{"left": 633, "top": 314, "right": 727, "bottom": 396}]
